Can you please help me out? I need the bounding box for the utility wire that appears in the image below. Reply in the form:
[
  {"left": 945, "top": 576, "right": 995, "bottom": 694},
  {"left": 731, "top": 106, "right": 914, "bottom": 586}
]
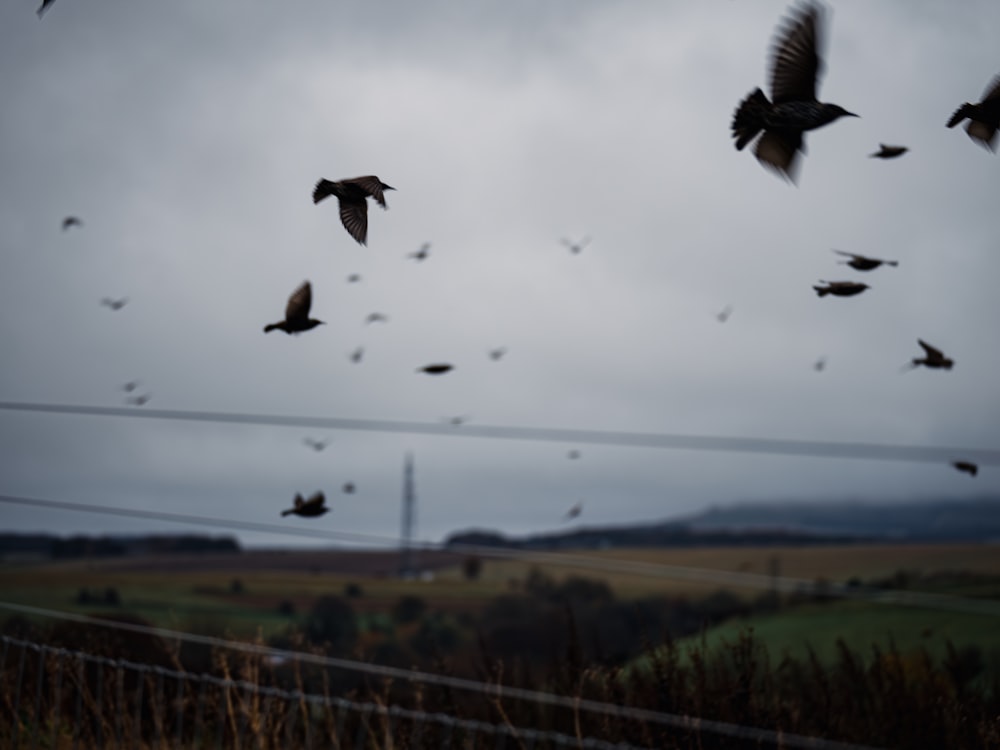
[
  {"left": 1, "top": 401, "right": 997, "bottom": 465},
  {"left": 2, "top": 494, "right": 999, "bottom": 616}
]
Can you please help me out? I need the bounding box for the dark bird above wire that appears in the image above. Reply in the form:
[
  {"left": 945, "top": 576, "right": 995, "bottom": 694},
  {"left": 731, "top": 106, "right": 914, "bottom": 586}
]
[
  {"left": 731, "top": 2, "right": 858, "bottom": 182},
  {"left": 564, "top": 501, "right": 583, "bottom": 521},
  {"left": 37, "top": 0, "right": 56, "bottom": 18},
  {"left": 444, "top": 415, "right": 470, "bottom": 425},
  {"left": 716, "top": 305, "right": 734, "bottom": 323},
  {"left": 61, "top": 216, "right": 83, "bottom": 231},
  {"left": 952, "top": 460, "right": 978, "bottom": 477},
  {"left": 417, "top": 364, "right": 454, "bottom": 375},
  {"left": 264, "top": 281, "right": 324, "bottom": 335},
  {"left": 126, "top": 394, "right": 152, "bottom": 407},
  {"left": 813, "top": 281, "right": 868, "bottom": 297},
  {"left": 561, "top": 236, "right": 591, "bottom": 254},
  {"left": 833, "top": 249, "right": 898, "bottom": 271},
  {"left": 365, "top": 312, "right": 388, "bottom": 325},
  {"left": 869, "top": 144, "right": 908, "bottom": 159},
  {"left": 408, "top": 243, "right": 431, "bottom": 261},
  {"left": 907, "top": 339, "right": 954, "bottom": 370},
  {"left": 489, "top": 347, "right": 507, "bottom": 361},
  {"left": 281, "top": 492, "right": 328, "bottom": 518},
  {"left": 303, "top": 437, "right": 330, "bottom": 452},
  {"left": 312, "top": 176, "right": 394, "bottom": 246},
  {"left": 947, "top": 74, "right": 1000, "bottom": 152},
  {"left": 100, "top": 297, "right": 128, "bottom": 311}
]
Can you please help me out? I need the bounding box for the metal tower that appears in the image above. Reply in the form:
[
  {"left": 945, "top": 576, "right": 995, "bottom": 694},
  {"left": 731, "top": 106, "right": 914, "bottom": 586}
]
[{"left": 399, "top": 452, "right": 417, "bottom": 578}]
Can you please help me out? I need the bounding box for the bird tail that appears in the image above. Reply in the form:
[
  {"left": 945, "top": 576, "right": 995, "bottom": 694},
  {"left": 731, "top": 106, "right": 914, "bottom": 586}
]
[
  {"left": 312, "top": 179, "right": 335, "bottom": 204},
  {"left": 947, "top": 103, "right": 973, "bottom": 128},
  {"left": 732, "top": 88, "right": 771, "bottom": 150},
  {"left": 281, "top": 509, "right": 293, "bottom": 517},
  {"left": 813, "top": 286, "right": 829, "bottom": 297},
  {"left": 263, "top": 323, "right": 281, "bottom": 333}
]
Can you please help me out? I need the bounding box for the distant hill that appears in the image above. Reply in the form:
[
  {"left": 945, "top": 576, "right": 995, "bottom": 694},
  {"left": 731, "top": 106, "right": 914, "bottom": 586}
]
[{"left": 0, "top": 533, "right": 241, "bottom": 561}]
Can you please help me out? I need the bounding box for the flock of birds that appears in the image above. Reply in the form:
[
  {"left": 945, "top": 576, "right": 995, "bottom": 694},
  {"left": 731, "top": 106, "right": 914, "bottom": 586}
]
[{"left": 39, "top": 0, "right": 995, "bottom": 522}]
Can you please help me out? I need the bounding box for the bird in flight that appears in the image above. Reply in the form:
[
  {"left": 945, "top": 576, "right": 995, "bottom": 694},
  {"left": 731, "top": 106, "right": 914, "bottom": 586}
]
[
  {"left": 346, "top": 273, "right": 362, "bottom": 284},
  {"left": 564, "top": 502, "right": 583, "bottom": 521},
  {"left": 101, "top": 297, "right": 128, "bottom": 311},
  {"left": 313, "top": 176, "right": 394, "bottom": 246},
  {"left": 126, "top": 394, "right": 152, "bottom": 407},
  {"left": 408, "top": 243, "right": 431, "bottom": 261},
  {"left": 489, "top": 347, "right": 507, "bottom": 361},
  {"left": 365, "top": 312, "right": 388, "bottom": 325},
  {"left": 813, "top": 281, "right": 868, "bottom": 298},
  {"left": 947, "top": 74, "right": 1000, "bottom": 151},
  {"left": 37, "top": 0, "right": 56, "bottom": 18},
  {"left": 716, "top": 305, "right": 734, "bottom": 323},
  {"left": 561, "top": 236, "right": 591, "bottom": 255},
  {"left": 120, "top": 380, "right": 141, "bottom": 393},
  {"left": 832, "top": 250, "right": 898, "bottom": 271},
  {"left": 444, "top": 415, "right": 470, "bottom": 425},
  {"left": 264, "top": 281, "right": 325, "bottom": 334},
  {"left": 907, "top": 340, "right": 954, "bottom": 370},
  {"left": 303, "top": 437, "right": 331, "bottom": 452},
  {"left": 281, "top": 492, "right": 329, "bottom": 518},
  {"left": 342, "top": 482, "right": 356, "bottom": 494},
  {"left": 350, "top": 347, "right": 364, "bottom": 363},
  {"left": 869, "top": 144, "right": 908, "bottom": 159},
  {"left": 567, "top": 449, "right": 581, "bottom": 460},
  {"left": 813, "top": 356, "right": 827, "bottom": 372},
  {"left": 732, "top": 2, "right": 857, "bottom": 181},
  {"left": 61, "top": 216, "right": 83, "bottom": 231},
  {"left": 952, "top": 461, "right": 978, "bottom": 477},
  {"left": 417, "top": 363, "right": 454, "bottom": 375}
]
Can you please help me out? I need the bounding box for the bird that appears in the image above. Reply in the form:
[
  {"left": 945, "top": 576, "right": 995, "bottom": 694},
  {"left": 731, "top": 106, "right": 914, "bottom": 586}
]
[
  {"left": 952, "top": 461, "right": 978, "bottom": 478},
  {"left": 417, "top": 364, "right": 454, "bottom": 375},
  {"left": 908, "top": 339, "right": 954, "bottom": 370},
  {"left": 813, "top": 356, "right": 827, "bottom": 372},
  {"left": 564, "top": 502, "right": 583, "bottom": 521},
  {"left": 342, "top": 482, "right": 356, "bottom": 494},
  {"left": 731, "top": 2, "right": 858, "bottom": 181},
  {"left": 263, "top": 281, "right": 325, "bottom": 334},
  {"left": 444, "top": 415, "right": 470, "bottom": 425},
  {"left": 813, "top": 281, "right": 869, "bottom": 297},
  {"left": 346, "top": 274, "right": 362, "bottom": 283},
  {"left": 312, "top": 176, "right": 394, "bottom": 245},
  {"left": 561, "top": 236, "right": 591, "bottom": 255},
  {"left": 869, "top": 144, "right": 908, "bottom": 159},
  {"left": 567, "top": 449, "right": 581, "bottom": 460},
  {"left": 947, "top": 74, "right": 1000, "bottom": 151},
  {"left": 61, "top": 216, "right": 83, "bottom": 231},
  {"left": 350, "top": 347, "right": 364, "bottom": 363},
  {"left": 716, "top": 305, "right": 734, "bottom": 323},
  {"left": 489, "top": 347, "right": 507, "bottom": 361},
  {"left": 126, "top": 394, "right": 152, "bottom": 406},
  {"left": 120, "top": 380, "right": 141, "bottom": 393},
  {"left": 37, "top": 0, "right": 56, "bottom": 18},
  {"left": 101, "top": 297, "right": 128, "bottom": 311},
  {"left": 281, "top": 492, "right": 329, "bottom": 518},
  {"left": 303, "top": 437, "right": 330, "bottom": 452},
  {"left": 408, "top": 243, "right": 431, "bottom": 261},
  {"left": 365, "top": 312, "right": 388, "bottom": 325},
  {"left": 832, "top": 249, "right": 898, "bottom": 271}
]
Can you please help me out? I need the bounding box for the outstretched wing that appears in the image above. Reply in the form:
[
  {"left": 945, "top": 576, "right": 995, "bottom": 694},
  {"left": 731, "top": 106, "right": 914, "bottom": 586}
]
[
  {"left": 343, "top": 176, "right": 392, "bottom": 208},
  {"left": 918, "top": 339, "right": 943, "bottom": 359},
  {"left": 769, "top": 2, "right": 823, "bottom": 104},
  {"left": 754, "top": 130, "right": 804, "bottom": 181},
  {"left": 339, "top": 197, "right": 369, "bottom": 245},
  {"left": 286, "top": 281, "right": 312, "bottom": 322}
]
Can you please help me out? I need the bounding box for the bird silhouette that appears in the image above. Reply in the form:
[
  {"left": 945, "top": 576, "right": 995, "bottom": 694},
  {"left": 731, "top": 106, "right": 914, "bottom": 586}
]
[
  {"left": 281, "top": 492, "right": 329, "bottom": 518},
  {"left": 126, "top": 394, "right": 152, "bottom": 406},
  {"left": 312, "top": 176, "right": 394, "bottom": 245},
  {"left": 952, "top": 461, "right": 978, "bottom": 477},
  {"left": 833, "top": 249, "right": 898, "bottom": 271},
  {"left": 350, "top": 347, "right": 364, "bottom": 363},
  {"left": 907, "top": 340, "right": 954, "bottom": 370},
  {"left": 365, "top": 312, "right": 388, "bottom": 325},
  {"left": 347, "top": 274, "right": 362, "bottom": 283},
  {"left": 303, "top": 437, "right": 330, "bottom": 452},
  {"left": 61, "top": 216, "right": 83, "bottom": 231},
  {"left": 869, "top": 144, "right": 908, "bottom": 159},
  {"left": 408, "top": 243, "right": 431, "bottom": 261},
  {"left": 342, "top": 482, "right": 356, "bottom": 494},
  {"left": 813, "top": 356, "right": 827, "bottom": 372},
  {"left": 947, "top": 74, "right": 1000, "bottom": 151},
  {"left": 564, "top": 502, "right": 583, "bottom": 521},
  {"left": 37, "top": 0, "right": 56, "bottom": 18},
  {"left": 561, "top": 236, "right": 591, "bottom": 254},
  {"left": 120, "top": 380, "right": 141, "bottom": 393},
  {"left": 567, "top": 449, "right": 581, "bottom": 460},
  {"left": 716, "top": 305, "right": 734, "bottom": 323},
  {"left": 732, "top": 2, "right": 858, "bottom": 181},
  {"left": 444, "top": 415, "right": 470, "bottom": 425},
  {"left": 264, "top": 281, "right": 325, "bottom": 334},
  {"left": 813, "top": 281, "right": 869, "bottom": 297},
  {"left": 417, "top": 364, "right": 454, "bottom": 375},
  {"left": 101, "top": 297, "right": 128, "bottom": 311},
  {"left": 489, "top": 347, "right": 507, "bottom": 361}
]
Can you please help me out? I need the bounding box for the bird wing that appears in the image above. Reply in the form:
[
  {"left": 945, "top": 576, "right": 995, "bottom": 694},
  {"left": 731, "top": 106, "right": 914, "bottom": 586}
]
[
  {"left": 769, "top": 3, "right": 823, "bottom": 104},
  {"left": 832, "top": 249, "right": 859, "bottom": 260},
  {"left": 981, "top": 74, "right": 1000, "bottom": 103},
  {"left": 339, "top": 197, "right": 369, "bottom": 245},
  {"left": 754, "top": 130, "right": 803, "bottom": 181},
  {"left": 286, "top": 281, "right": 313, "bottom": 322},
  {"left": 312, "top": 179, "right": 336, "bottom": 204},
  {"left": 305, "top": 491, "right": 325, "bottom": 508},
  {"left": 918, "top": 339, "right": 943, "bottom": 359},
  {"left": 965, "top": 120, "right": 998, "bottom": 151},
  {"left": 344, "top": 176, "right": 391, "bottom": 208}
]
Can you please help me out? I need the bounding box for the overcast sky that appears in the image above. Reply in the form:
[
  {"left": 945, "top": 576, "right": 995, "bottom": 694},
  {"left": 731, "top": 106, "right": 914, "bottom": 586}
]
[{"left": 1, "top": 0, "right": 998, "bottom": 548}]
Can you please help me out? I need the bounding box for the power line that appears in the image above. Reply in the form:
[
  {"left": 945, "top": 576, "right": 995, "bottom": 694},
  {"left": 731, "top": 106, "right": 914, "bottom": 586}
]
[
  {"left": 2, "top": 493, "right": 999, "bottom": 617},
  {"left": 1, "top": 401, "right": 997, "bottom": 465}
]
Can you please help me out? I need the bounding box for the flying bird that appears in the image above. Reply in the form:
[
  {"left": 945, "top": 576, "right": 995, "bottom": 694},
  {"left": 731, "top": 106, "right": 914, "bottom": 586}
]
[
  {"left": 101, "top": 297, "right": 128, "bottom": 311},
  {"left": 567, "top": 449, "right": 581, "bottom": 460},
  {"left": 281, "top": 492, "right": 329, "bottom": 518},
  {"left": 264, "top": 281, "right": 325, "bottom": 334},
  {"left": 813, "top": 281, "right": 869, "bottom": 297},
  {"left": 869, "top": 144, "right": 908, "bottom": 159},
  {"left": 564, "top": 502, "right": 583, "bottom": 521},
  {"left": 489, "top": 347, "right": 507, "bottom": 361},
  {"left": 365, "top": 312, "right": 388, "bottom": 325},
  {"left": 561, "top": 236, "right": 591, "bottom": 255},
  {"left": 126, "top": 394, "right": 152, "bottom": 406},
  {"left": 731, "top": 2, "right": 858, "bottom": 181},
  {"left": 833, "top": 249, "right": 898, "bottom": 271},
  {"left": 952, "top": 461, "right": 978, "bottom": 477},
  {"left": 350, "top": 347, "right": 364, "bottom": 363},
  {"left": 813, "top": 356, "right": 827, "bottom": 372},
  {"left": 342, "top": 482, "right": 356, "bottom": 494},
  {"left": 444, "top": 415, "right": 470, "bottom": 425},
  {"left": 303, "top": 437, "right": 330, "bottom": 452},
  {"left": 120, "top": 380, "right": 140, "bottom": 393},
  {"left": 907, "top": 340, "right": 954, "bottom": 370},
  {"left": 408, "top": 243, "right": 431, "bottom": 261},
  {"left": 61, "top": 216, "right": 83, "bottom": 231},
  {"left": 37, "top": 0, "right": 56, "bottom": 18},
  {"left": 417, "top": 363, "right": 454, "bottom": 375},
  {"left": 716, "top": 305, "right": 734, "bottom": 323},
  {"left": 947, "top": 74, "right": 1000, "bottom": 151},
  {"left": 347, "top": 274, "right": 362, "bottom": 283},
  {"left": 312, "top": 176, "right": 394, "bottom": 245}
]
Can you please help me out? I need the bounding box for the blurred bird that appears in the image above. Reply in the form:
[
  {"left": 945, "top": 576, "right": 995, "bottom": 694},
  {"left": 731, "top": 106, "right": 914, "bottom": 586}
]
[
  {"left": 417, "top": 364, "right": 454, "bottom": 375},
  {"left": 120, "top": 380, "right": 140, "bottom": 393},
  {"left": 303, "top": 437, "right": 330, "bottom": 452},
  {"left": 126, "top": 394, "right": 152, "bottom": 406},
  {"left": 281, "top": 492, "right": 329, "bottom": 518},
  {"left": 37, "top": 0, "right": 56, "bottom": 18},
  {"left": 350, "top": 347, "right": 364, "bottom": 363},
  {"left": 444, "top": 415, "right": 470, "bottom": 425},
  {"left": 907, "top": 340, "right": 954, "bottom": 370},
  {"left": 489, "top": 347, "right": 507, "bottom": 361},
  {"left": 947, "top": 74, "right": 1000, "bottom": 151},
  {"left": 101, "top": 297, "right": 128, "bottom": 311},
  {"left": 952, "top": 461, "right": 978, "bottom": 477},
  {"left": 264, "top": 281, "right": 325, "bottom": 334},
  {"left": 347, "top": 274, "right": 362, "bottom": 283},
  {"left": 716, "top": 305, "right": 734, "bottom": 323},
  {"left": 833, "top": 249, "right": 898, "bottom": 271},
  {"left": 813, "top": 281, "right": 869, "bottom": 297},
  {"left": 564, "top": 502, "right": 583, "bottom": 521},
  {"left": 342, "top": 482, "right": 356, "bottom": 494},
  {"left": 61, "top": 216, "right": 83, "bottom": 231},
  {"left": 561, "top": 236, "right": 591, "bottom": 255},
  {"left": 731, "top": 2, "right": 858, "bottom": 181},
  {"left": 567, "top": 449, "right": 581, "bottom": 460},
  {"left": 813, "top": 356, "right": 827, "bottom": 372},
  {"left": 869, "top": 144, "right": 908, "bottom": 159},
  {"left": 408, "top": 243, "right": 431, "bottom": 261},
  {"left": 365, "top": 312, "right": 388, "bottom": 325},
  {"left": 312, "top": 176, "right": 394, "bottom": 245}
]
